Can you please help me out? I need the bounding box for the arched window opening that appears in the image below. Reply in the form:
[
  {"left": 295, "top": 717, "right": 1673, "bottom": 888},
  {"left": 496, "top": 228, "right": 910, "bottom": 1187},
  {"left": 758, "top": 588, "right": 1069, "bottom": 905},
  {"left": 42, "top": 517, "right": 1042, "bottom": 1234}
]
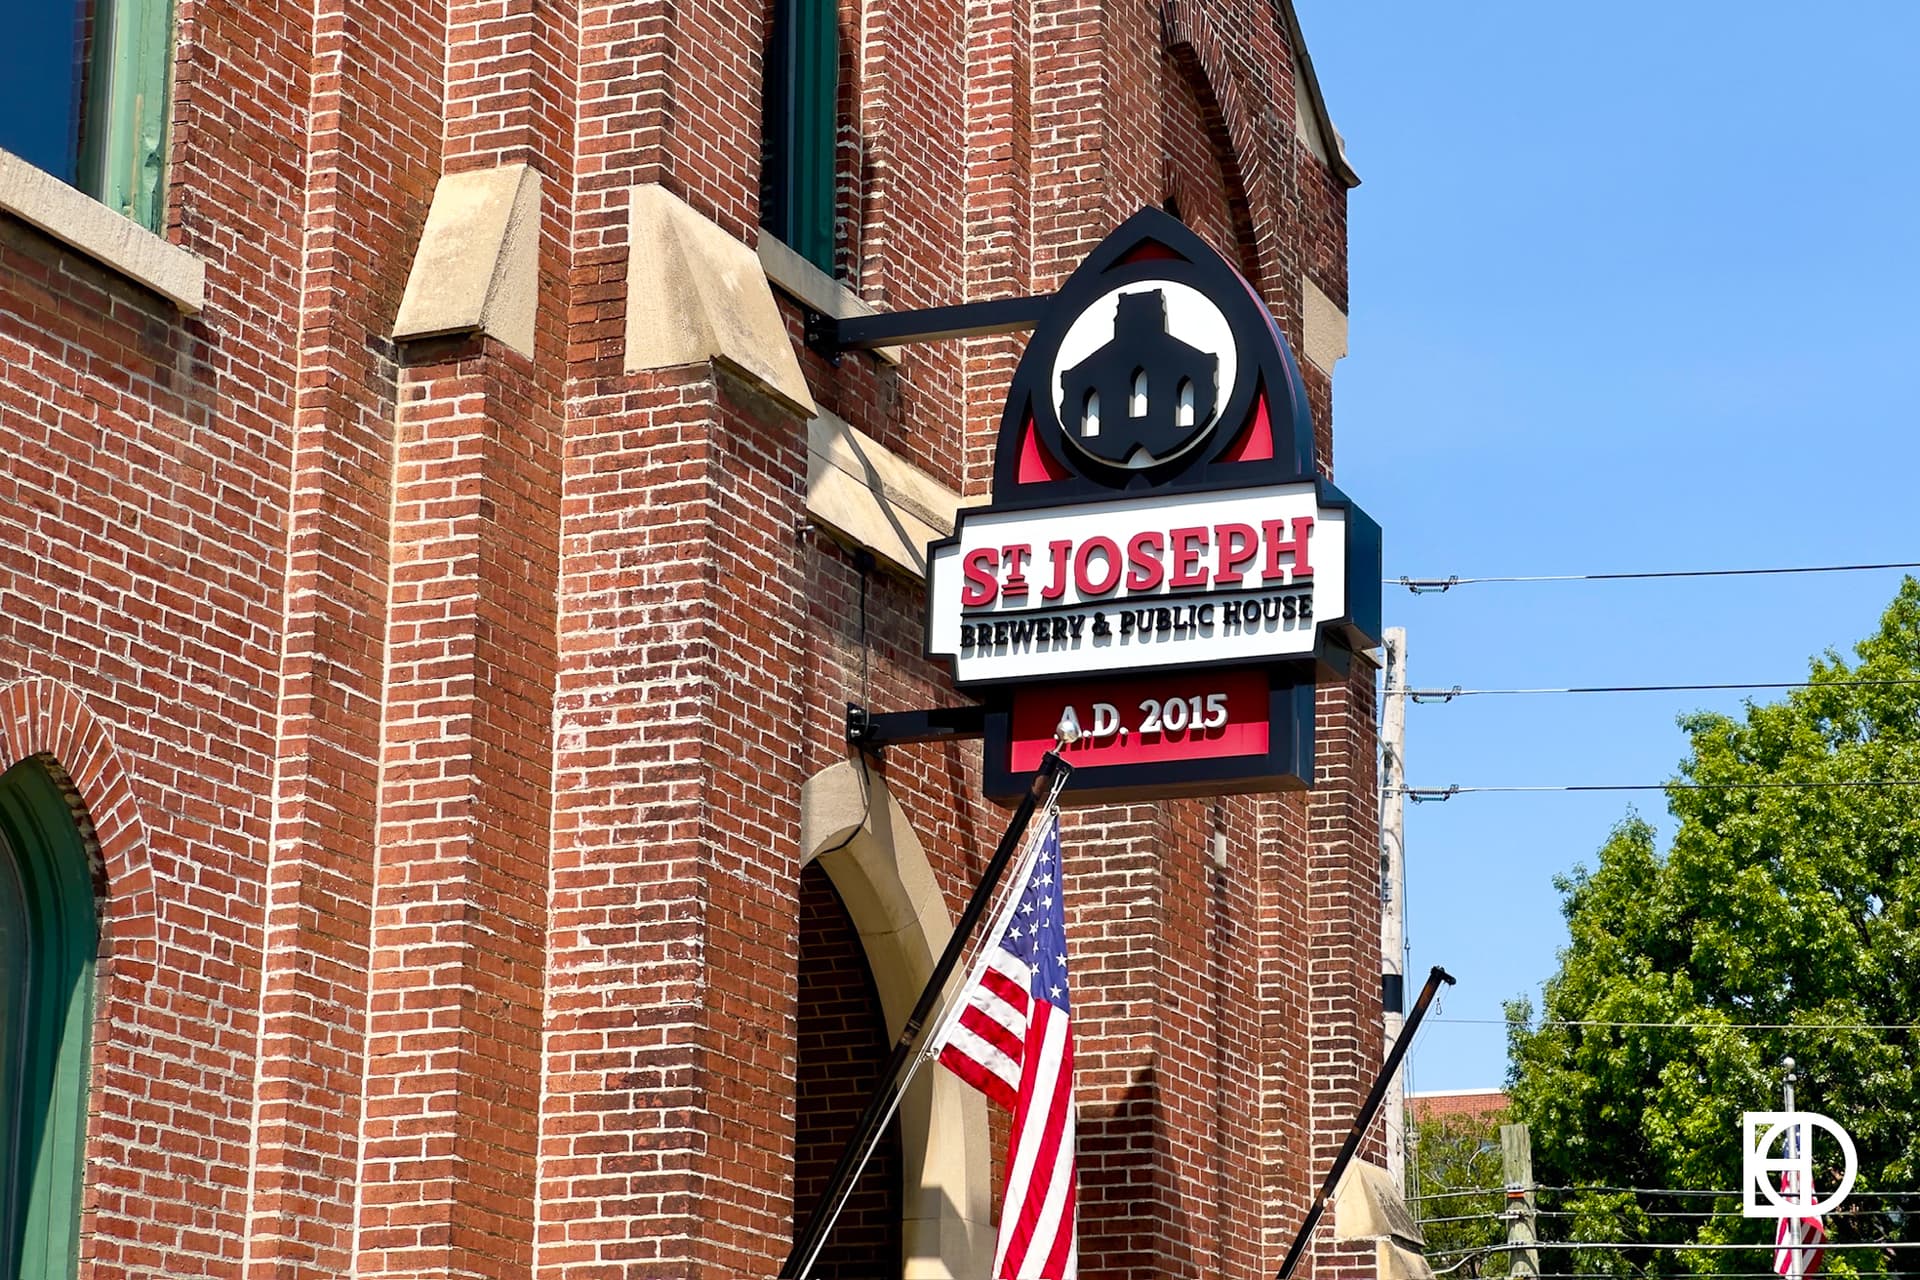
[
  {"left": 1129, "top": 368, "right": 1149, "bottom": 418},
  {"left": 1176, "top": 378, "right": 1197, "bottom": 427},
  {"left": 792, "top": 861, "right": 901, "bottom": 1277},
  {"left": 0, "top": 758, "right": 97, "bottom": 1279},
  {"left": 1082, "top": 389, "right": 1101, "bottom": 438}
]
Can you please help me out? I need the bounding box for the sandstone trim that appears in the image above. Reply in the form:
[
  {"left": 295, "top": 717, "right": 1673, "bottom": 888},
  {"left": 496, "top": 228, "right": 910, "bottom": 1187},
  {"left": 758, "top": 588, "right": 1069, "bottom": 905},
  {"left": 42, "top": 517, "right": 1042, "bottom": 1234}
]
[
  {"left": 625, "top": 183, "right": 817, "bottom": 416},
  {"left": 758, "top": 233, "right": 904, "bottom": 365},
  {"left": 0, "top": 149, "right": 205, "bottom": 313},
  {"left": 1301, "top": 275, "right": 1349, "bottom": 374},
  {"left": 801, "top": 761, "right": 993, "bottom": 1278},
  {"left": 393, "top": 163, "right": 542, "bottom": 358},
  {"left": 806, "top": 410, "right": 960, "bottom": 580}
]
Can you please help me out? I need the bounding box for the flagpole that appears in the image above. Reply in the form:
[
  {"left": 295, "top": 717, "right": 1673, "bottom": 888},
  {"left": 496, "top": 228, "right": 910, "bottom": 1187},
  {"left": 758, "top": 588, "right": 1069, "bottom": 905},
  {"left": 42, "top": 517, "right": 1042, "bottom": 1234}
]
[
  {"left": 1783, "top": 1057, "right": 1801, "bottom": 1280},
  {"left": 781, "top": 745, "right": 1074, "bottom": 1280}
]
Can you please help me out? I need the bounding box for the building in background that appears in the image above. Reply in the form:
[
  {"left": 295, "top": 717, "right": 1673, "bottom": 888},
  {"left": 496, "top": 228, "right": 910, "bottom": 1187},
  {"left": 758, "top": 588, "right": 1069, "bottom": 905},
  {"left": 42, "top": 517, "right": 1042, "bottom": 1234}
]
[
  {"left": 0, "top": 0, "right": 1379, "bottom": 1276},
  {"left": 1411, "top": 1089, "right": 1514, "bottom": 1128}
]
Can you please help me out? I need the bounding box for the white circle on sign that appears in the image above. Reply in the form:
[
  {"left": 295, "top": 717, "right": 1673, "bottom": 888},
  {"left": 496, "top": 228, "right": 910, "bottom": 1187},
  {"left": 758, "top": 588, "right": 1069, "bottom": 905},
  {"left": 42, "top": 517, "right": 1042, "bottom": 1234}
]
[{"left": 1050, "top": 279, "right": 1238, "bottom": 467}]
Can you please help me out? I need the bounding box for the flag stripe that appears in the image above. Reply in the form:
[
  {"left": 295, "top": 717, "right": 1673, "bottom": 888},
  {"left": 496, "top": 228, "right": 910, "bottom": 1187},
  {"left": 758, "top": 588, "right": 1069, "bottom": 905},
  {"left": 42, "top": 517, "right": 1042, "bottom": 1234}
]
[
  {"left": 1772, "top": 1166, "right": 1825, "bottom": 1279},
  {"left": 939, "top": 1040, "right": 1019, "bottom": 1111},
  {"left": 941, "top": 1018, "right": 1022, "bottom": 1087},
  {"left": 998, "top": 1000, "right": 1074, "bottom": 1276},
  {"left": 958, "top": 1004, "right": 1027, "bottom": 1065},
  {"left": 937, "top": 814, "right": 1077, "bottom": 1280},
  {"left": 1022, "top": 1021, "right": 1076, "bottom": 1275}
]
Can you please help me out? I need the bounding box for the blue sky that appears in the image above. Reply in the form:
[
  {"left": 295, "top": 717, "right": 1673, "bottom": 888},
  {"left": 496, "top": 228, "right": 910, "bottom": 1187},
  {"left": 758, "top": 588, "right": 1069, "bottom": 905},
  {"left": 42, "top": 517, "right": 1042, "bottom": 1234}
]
[{"left": 1294, "top": 2, "right": 1920, "bottom": 1091}]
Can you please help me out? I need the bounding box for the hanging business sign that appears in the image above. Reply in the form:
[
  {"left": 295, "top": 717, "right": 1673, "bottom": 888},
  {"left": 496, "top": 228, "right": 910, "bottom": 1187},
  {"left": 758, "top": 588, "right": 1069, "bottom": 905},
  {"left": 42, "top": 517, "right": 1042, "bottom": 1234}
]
[{"left": 925, "top": 207, "right": 1381, "bottom": 804}]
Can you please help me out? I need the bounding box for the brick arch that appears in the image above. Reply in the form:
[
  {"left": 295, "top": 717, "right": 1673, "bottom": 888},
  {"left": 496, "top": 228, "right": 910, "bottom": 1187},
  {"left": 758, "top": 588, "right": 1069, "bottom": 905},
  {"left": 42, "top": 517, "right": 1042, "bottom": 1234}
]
[
  {"left": 801, "top": 760, "right": 996, "bottom": 1277},
  {"left": 1160, "top": 0, "right": 1285, "bottom": 288},
  {"left": 0, "top": 676, "right": 158, "bottom": 972}
]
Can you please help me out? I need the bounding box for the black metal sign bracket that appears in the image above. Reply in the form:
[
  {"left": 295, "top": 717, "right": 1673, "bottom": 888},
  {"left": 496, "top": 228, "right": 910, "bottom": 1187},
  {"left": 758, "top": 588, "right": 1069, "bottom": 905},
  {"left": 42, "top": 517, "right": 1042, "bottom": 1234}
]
[
  {"left": 806, "top": 294, "right": 1052, "bottom": 363},
  {"left": 845, "top": 702, "right": 987, "bottom": 756}
]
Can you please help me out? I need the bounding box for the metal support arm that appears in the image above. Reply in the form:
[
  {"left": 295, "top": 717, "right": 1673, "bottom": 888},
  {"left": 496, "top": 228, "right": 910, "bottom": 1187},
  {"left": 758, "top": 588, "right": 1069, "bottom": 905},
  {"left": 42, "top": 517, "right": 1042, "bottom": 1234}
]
[
  {"left": 845, "top": 702, "right": 987, "bottom": 755},
  {"left": 807, "top": 294, "right": 1051, "bottom": 356}
]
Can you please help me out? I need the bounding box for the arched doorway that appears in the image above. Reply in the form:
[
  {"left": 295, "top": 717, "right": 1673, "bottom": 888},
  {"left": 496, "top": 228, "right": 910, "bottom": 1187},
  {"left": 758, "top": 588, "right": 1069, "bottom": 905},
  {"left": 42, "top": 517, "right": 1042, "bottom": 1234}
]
[
  {"left": 796, "top": 761, "right": 994, "bottom": 1278},
  {"left": 794, "top": 860, "right": 904, "bottom": 1276}
]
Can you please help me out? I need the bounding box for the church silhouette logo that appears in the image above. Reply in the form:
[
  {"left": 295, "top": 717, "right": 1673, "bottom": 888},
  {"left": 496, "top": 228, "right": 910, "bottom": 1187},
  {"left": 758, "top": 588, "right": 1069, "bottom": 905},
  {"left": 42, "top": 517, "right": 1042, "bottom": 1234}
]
[{"left": 1059, "top": 289, "right": 1219, "bottom": 466}]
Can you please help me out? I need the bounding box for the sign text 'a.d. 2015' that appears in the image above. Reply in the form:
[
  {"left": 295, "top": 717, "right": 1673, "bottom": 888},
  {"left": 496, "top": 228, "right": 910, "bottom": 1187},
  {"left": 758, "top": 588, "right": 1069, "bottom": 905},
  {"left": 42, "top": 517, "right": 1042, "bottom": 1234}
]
[{"left": 924, "top": 207, "right": 1382, "bottom": 805}]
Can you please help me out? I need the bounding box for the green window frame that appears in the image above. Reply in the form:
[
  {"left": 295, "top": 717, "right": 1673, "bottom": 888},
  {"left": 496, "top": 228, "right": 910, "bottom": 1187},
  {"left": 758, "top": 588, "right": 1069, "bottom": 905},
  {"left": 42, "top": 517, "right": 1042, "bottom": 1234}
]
[
  {"left": 1, "top": 0, "right": 175, "bottom": 233},
  {"left": 0, "top": 760, "right": 98, "bottom": 1280},
  {"left": 81, "top": 0, "right": 178, "bottom": 233},
  {"left": 762, "top": 0, "right": 840, "bottom": 273}
]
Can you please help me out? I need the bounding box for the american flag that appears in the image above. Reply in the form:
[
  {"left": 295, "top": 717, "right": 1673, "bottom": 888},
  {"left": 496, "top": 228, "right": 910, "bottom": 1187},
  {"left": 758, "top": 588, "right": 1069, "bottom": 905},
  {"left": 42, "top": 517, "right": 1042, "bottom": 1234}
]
[
  {"left": 936, "top": 814, "right": 1078, "bottom": 1279},
  {"left": 1773, "top": 1166, "right": 1826, "bottom": 1279}
]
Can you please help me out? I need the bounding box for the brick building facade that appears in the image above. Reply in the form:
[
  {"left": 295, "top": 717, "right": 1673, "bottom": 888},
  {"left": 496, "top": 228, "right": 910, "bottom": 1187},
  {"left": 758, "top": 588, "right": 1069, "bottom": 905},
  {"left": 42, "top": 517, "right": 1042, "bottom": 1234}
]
[{"left": 0, "top": 0, "right": 1380, "bottom": 1275}]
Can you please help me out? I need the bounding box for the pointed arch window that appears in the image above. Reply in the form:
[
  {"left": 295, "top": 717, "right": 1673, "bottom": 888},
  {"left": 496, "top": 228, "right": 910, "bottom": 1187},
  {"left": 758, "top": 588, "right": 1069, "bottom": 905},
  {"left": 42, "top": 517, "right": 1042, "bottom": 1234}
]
[{"left": 0, "top": 759, "right": 98, "bottom": 1279}]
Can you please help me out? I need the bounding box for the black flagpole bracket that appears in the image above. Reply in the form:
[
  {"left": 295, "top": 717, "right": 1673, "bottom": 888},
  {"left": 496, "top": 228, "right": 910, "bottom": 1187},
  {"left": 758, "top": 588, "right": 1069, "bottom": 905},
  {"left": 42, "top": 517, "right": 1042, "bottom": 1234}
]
[
  {"left": 806, "top": 293, "right": 1052, "bottom": 362},
  {"left": 845, "top": 702, "right": 987, "bottom": 757}
]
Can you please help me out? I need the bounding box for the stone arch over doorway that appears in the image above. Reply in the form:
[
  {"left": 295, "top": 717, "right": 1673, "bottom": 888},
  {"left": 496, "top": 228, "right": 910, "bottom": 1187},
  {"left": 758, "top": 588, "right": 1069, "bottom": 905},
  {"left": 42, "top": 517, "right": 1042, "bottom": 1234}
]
[{"left": 799, "top": 760, "right": 994, "bottom": 1279}]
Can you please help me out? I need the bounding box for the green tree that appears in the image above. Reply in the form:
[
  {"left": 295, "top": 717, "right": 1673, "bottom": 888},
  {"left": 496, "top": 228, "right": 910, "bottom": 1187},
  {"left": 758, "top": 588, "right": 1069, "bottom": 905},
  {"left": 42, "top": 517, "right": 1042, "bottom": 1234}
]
[
  {"left": 1506, "top": 579, "right": 1920, "bottom": 1278},
  {"left": 1409, "top": 1108, "right": 1513, "bottom": 1274}
]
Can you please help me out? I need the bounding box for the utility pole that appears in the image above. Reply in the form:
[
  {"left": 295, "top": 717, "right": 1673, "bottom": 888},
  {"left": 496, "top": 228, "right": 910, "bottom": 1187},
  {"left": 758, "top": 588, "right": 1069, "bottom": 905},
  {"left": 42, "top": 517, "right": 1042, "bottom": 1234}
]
[
  {"left": 1501, "top": 1121, "right": 1539, "bottom": 1280},
  {"left": 1380, "top": 627, "right": 1409, "bottom": 1192}
]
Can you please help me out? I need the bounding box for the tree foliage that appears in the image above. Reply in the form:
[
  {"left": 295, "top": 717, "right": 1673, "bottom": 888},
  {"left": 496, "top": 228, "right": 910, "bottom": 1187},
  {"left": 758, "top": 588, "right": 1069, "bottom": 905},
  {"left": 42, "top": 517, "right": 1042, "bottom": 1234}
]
[
  {"left": 1507, "top": 579, "right": 1920, "bottom": 1278},
  {"left": 1410, "top": 1108, "right": 1513, "bottom": 1273}
]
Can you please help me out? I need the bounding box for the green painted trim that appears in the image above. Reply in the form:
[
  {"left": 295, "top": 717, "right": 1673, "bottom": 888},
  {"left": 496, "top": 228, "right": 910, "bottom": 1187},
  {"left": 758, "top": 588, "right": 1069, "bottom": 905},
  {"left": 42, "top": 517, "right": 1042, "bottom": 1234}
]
[
  {"left": 0, "top": 760, "right": 97, "bottom": 1280},
  {"left": 791, "top": 0, "right": 838, "bottom": 273},
  {"left": 77, "top": 0, "right": 175, "bottom": 232},
  {"left": 762, "top": 0, "right": 839, "bottom": 274}
]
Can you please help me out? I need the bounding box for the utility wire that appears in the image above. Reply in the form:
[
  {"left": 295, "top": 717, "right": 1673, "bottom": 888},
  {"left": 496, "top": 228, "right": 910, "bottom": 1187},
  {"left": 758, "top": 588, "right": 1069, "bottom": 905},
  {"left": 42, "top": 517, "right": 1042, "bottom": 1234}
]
[
  {"left": 1434, "top": 1208, "right": 1915, "bottom": 1221},
  {"left": 1393, "top": 561, "right": 1920, "bottom": 594},
  {"left": 1428, "top": 1018, "right": 1920, "bottom": 1031},
  {"left": 1408, "top": 1188, "right": 1507, "bottom": 1202},
  {"left": 1403, "top": 779, "right": 1920, "bottom": 802},
  {"left": 1401, "top": 678, "right": 1920, "bottom": 703},
  {"left": 1532, "top": 1208, "right": 1915, "bottom": 1220},
  {"left": 1429, "top": 1240, "right": 1920, "bottom": 1257},
  {"left": 1533, "top": 1187, "right": 1920, "bottom": 1200}
]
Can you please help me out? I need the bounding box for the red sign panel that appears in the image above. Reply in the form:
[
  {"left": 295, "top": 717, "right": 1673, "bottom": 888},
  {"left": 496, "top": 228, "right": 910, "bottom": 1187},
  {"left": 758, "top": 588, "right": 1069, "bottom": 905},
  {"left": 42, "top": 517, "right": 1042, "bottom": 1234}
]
[{"left": 1007, "top": 669, "right": 1271, "bottom": 773}]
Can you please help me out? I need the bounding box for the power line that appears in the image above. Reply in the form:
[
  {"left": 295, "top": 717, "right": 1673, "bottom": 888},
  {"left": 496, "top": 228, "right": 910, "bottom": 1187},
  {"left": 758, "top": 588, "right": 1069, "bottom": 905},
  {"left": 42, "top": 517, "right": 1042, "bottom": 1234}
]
[
  {"left": 1402, "top": 678, "right": 1920, "bottom": 703},
  {"left": 1403, "top": 779, "right": 1920, "bottom": 802},
  {"left": 1533, "top": 1187, "right": 1920, "bottom": 1201},
  {"left": 1428, "top": 1018, "right": 1920, "bottom": 1032},
  {"left": 1435, "top": 1208, "right": 1916, "bottom": 1221},
  {"left": 1409, "top": 1188, "right": 1508, "bottom": 1202},
  {"left": 1393, "top": 561, "right": 1920, "bottom": 594},
  {"left": 1429, "top": 1240, "right": 1920, "bottom": 1257},
  {"left": 1533, "top": 1208, "right": 1914, "bottom": 1220}
]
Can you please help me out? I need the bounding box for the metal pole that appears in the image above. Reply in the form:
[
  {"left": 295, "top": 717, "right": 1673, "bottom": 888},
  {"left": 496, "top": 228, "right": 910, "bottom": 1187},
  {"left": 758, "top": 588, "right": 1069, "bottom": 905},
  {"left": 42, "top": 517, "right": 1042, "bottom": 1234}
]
[
  {"left": 1274, "top": 965, "right": 1457, "bottom": 1280},
  {"left": 1783, "top": 1056, "right": 1800, "bottom": 1280},
  {"left": 781, "top": 749, "right": 1072, "bottom": 1279},
  {"left": 1380, "top": 627, "right": 1409, "bottom": 1192}
]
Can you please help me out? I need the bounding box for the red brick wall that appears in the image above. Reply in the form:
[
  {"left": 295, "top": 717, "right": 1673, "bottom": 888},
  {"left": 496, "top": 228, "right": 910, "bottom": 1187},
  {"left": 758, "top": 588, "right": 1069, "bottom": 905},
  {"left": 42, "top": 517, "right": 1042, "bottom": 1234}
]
[
  {"left": 1411, "top": 1092, "right": 1512, "bottom": 1126},
  {"left": 0, "top": 1, "right": 1375, "bottom": 1277},
  {"left": 793, "top": 862, "right": 902, "bottom": 1277}
]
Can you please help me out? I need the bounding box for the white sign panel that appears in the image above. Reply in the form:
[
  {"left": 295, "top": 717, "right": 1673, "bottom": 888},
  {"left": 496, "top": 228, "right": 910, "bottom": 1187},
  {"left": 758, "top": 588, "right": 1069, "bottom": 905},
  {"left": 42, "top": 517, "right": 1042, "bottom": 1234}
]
[
  {"left": 1742, "top": 1111, "right": 1858, "bottom": 1218},
  {"left": 928, "top": 482, "right": 1347, "bottom": 685}
]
